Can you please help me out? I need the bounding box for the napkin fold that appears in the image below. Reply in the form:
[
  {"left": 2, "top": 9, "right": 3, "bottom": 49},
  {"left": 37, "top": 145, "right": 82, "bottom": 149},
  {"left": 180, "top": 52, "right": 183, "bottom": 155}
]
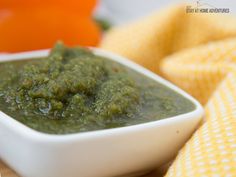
[{"left": 100, "top": 4, "right": 236, "bottom": 177}]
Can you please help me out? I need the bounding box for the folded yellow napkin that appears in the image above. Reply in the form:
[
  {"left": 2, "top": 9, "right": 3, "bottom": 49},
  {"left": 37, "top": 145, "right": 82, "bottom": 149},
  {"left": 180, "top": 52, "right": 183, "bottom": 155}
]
[{"left": 100, "top": 4, "right": 236, "bottom": 177}]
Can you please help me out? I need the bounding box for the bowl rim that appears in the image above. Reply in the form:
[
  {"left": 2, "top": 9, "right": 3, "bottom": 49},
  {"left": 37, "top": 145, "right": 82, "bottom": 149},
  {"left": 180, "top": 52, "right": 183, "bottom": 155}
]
[{"left": 0, "top": 48, "right": 204, "bottom": 142}]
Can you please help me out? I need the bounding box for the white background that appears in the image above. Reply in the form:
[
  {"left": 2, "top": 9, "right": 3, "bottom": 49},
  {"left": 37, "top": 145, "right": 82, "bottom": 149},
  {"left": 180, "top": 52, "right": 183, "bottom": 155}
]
[{"left": 95, "top": 0, "right": 236, "bottom": 25}]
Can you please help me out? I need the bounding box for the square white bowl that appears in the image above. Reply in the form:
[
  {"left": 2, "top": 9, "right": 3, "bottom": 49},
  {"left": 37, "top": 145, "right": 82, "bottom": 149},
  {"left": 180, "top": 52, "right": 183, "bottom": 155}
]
[{"left": 0, "top": 48, "right": 204, "bottom": 177}]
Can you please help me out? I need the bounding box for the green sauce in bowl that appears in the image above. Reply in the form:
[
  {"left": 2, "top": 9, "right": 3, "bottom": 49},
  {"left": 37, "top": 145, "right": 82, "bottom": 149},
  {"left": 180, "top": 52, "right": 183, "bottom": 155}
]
[{"left": 0, "top": 42, "right": 195, "bottom": 134}]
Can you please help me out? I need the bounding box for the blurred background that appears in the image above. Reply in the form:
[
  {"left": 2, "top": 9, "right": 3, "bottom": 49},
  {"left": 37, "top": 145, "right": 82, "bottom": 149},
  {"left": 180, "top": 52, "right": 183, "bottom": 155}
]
[
  {"left": 0, "top": 0, "right": 235, "bottom": 53},
  {"left": 95, "top": 0, "right": 236, "bottom": 25}
]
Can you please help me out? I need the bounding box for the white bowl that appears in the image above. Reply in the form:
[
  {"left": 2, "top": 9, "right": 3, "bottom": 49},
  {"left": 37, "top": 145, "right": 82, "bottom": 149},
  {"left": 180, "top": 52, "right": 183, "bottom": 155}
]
[{"left": 0, "top": 49, "right": 204, "bottom": 177}]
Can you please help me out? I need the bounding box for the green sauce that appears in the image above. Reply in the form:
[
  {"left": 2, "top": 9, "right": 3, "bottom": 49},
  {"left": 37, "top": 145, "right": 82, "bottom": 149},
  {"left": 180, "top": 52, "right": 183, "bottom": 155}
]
[{"left": 0, "top": 42, "right": 195, "bottom": 134}]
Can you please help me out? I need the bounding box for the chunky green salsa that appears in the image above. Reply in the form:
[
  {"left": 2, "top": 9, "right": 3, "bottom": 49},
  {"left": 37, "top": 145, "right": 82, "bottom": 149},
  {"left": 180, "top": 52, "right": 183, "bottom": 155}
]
[{"left": 0, "top": 42, "right": 195, "bottom": 134}]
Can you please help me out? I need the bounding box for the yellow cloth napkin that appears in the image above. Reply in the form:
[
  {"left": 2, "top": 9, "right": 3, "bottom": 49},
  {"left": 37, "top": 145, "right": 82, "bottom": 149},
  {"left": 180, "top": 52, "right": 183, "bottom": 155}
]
[{"left": 100, "top": 4, "right": 236, "bottom": 177}]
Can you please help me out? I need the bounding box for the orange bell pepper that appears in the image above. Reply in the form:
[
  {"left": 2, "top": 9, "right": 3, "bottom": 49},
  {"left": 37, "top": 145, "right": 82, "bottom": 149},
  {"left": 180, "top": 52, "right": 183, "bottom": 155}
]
[
  {"left": 0, "top": 0, "right": 100, "bottom": 52},
  {"left": 0, "top": 0, "right": 96, "bottom": 16}
]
